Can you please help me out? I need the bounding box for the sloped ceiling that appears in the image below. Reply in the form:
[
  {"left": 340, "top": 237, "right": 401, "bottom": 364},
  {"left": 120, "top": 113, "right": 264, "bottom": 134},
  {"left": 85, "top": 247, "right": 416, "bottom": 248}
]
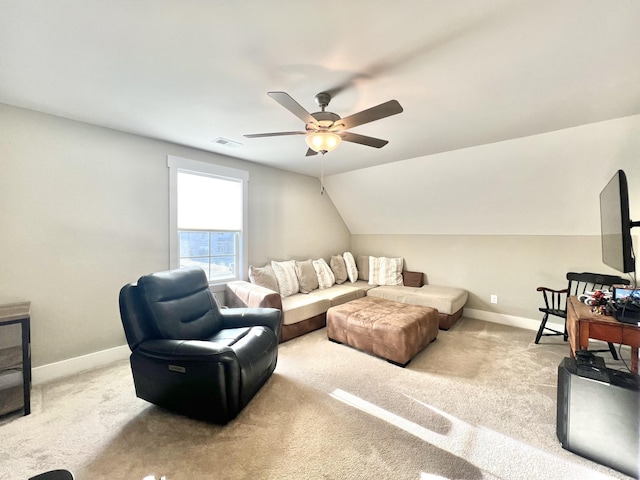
[
  {"left": 324, "top": 115, "right": 640, "bottom": 235},
  {"left": 1, "top": 0, "right": 639, "bottom": 178}
]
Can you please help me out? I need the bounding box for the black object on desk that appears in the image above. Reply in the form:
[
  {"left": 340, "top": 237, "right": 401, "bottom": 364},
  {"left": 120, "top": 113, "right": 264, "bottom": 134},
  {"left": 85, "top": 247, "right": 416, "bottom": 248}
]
[{"left": 575, "top": 350, "right": 610, "bottom": 383}]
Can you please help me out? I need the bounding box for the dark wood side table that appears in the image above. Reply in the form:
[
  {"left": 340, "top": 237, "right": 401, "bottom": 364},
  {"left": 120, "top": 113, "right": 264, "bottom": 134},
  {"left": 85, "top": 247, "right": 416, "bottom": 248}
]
[
  {"left": 0, "top": 301, "right": 31, "bottom": 416},
  {"left": 566, "top": 296, "right": 639, "bottom": 373}
]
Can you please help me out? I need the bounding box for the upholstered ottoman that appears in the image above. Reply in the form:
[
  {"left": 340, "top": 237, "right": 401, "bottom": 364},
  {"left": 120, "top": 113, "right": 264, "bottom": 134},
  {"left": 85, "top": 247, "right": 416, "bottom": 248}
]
[{"left": 326, "top": 296, "right": 438, "bottom": 367}]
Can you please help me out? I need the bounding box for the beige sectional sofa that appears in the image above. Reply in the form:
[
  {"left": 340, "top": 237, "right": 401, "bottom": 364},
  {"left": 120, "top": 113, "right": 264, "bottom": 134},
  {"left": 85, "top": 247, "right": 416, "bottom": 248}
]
[{"left": 225, "top": 254, "right": 468, "bottom": 342}]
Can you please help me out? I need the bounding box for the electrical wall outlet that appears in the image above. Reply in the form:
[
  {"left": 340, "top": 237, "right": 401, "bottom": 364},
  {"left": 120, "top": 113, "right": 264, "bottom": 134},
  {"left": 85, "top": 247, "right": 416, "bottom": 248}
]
[{"left": 490, "top": 295, "right": 498, "bottom": 304}]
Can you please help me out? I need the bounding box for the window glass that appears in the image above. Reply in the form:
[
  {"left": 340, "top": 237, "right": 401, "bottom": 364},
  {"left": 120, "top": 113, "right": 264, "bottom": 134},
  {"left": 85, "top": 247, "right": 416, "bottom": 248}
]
[{"left": 168, "top": 156, "right": 248, "bottom": 285}]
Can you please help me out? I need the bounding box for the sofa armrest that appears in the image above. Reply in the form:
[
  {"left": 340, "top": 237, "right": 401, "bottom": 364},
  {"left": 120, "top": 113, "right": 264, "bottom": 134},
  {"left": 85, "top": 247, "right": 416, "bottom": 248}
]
[{"left": 225, "top": 280, "right": 283, "bottom": 310}]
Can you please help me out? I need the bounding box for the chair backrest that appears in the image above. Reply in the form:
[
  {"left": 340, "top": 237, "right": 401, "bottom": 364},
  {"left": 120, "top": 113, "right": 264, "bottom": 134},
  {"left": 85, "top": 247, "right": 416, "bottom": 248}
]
[
  {"left": 566, "top": 272, "right": 630, "bottom": 297},
  {"left": 119, "top": 267, "right": 222, "bottom": 350}
]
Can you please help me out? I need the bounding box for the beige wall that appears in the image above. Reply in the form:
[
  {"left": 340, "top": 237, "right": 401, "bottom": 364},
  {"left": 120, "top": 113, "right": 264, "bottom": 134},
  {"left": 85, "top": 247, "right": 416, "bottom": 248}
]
[
  {"left": 2, "top": 101, "right": 638, "bottom": 370},
  {"left": 325, "top": 115, "right": 640, "bottom": 237},
  {"left": 352, "top": 234, "right": 639, "bottom": 322},
  {"left": 0, "top": 103, "right": 350, "bottom": 367}
]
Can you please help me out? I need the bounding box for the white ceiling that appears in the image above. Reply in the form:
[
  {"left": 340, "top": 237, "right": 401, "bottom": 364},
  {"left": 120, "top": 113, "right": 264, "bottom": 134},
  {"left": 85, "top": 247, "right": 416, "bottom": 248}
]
[{"left": 1, "top": 0, "right": 639, "bottom": 177}]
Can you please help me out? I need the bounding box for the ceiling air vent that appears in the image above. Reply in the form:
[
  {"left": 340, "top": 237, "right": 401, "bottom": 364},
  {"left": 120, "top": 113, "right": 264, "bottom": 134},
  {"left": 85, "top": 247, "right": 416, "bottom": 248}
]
[{"left": 212, "top": 137, "right": 242, "bottom": 149}]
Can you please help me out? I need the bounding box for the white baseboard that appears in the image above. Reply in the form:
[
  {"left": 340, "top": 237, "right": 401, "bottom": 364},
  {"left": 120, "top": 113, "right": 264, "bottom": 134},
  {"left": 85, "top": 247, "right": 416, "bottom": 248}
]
[
  {"left": 32, "top": 344, "right": 130, "bottom": 385},
  {"left": 464, "top": 308, "right": 564, "bottom": 333}
]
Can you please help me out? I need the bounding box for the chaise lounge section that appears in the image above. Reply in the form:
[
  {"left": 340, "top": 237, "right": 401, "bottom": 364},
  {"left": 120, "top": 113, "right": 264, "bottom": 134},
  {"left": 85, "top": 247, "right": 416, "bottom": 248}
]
[{"left": 366, "top": 284, "right": 467, "bottom": 330}]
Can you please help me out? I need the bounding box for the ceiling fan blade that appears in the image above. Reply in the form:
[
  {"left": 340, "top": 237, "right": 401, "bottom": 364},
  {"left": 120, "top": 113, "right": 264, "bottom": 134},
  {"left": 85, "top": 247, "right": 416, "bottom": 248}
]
[
  {"left": 244, "top": 131, "right": 306, "bottom": 138},
  {"left": 268, "top": 91, "right": 318, "bottom": 126},
  {"left": 336, "top": 100, "right": 403, "bottom": 130},
  {"left": 305, "top": 148, "right": 318, "bottom": 157},
  {"left": 341, "top": 132, "right": 389, "bottom": 148}
]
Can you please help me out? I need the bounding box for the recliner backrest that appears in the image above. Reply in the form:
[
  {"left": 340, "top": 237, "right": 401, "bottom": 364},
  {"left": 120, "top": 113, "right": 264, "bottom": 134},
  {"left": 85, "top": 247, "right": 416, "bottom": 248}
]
[
  {"left": 119, "top": 281, "right": 163, "bottom": 350},
  {"left": 137, "top": 267, "right": 223, "bottom": 340}
]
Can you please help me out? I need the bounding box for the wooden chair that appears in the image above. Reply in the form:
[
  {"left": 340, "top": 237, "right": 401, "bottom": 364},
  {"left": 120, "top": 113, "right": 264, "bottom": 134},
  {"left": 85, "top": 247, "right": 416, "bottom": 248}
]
[{"left": 535, "top": 272, "right": 630, "bottom": 359}]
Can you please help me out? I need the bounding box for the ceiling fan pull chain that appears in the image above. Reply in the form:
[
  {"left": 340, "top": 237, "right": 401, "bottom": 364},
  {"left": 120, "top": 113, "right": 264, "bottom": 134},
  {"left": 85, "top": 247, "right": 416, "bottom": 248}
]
[{"left": 320, "top": 154, "right": 325, "bottom": 195}]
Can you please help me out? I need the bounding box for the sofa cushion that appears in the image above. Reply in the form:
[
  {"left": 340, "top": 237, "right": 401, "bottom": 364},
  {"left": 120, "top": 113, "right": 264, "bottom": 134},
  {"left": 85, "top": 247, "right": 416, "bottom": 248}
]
[
  {"left": 343, "top": 252, "right": 358, "bottom": 283},
  {"left": 368, "top": 256, "right": 404, "bottom": 286},
  {"left": 295, "top": 259, "right": 319, "bottom": 294},
  {"left": 313, "top": 258, "right": 335, "bottom": 289},
  {"left": 248, "top": 264, "right": 279, "bottom": 292},
  {"left": 271, "top": 260, "right": 300, "bottom": 297},
  {"left": 367, "top": 285, "right": 420, "bottom": 301},
  {"left": 280, "top": 294, "right": 331, "bottom": 325},
  {"left": 330, "top": 255, "right": 348, "bottom": 284},
  {"left": 308, "top": 283, "right": 366, "bottom": 306},
  {"left": 350, "top": 279, "right": 380, "bottom": 293}
]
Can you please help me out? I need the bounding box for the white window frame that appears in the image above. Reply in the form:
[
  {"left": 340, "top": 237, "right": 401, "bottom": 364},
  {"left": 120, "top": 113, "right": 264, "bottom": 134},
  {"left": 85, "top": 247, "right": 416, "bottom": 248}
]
[{"left": 168, "top": 155, "right": 249, "bottom": 292}]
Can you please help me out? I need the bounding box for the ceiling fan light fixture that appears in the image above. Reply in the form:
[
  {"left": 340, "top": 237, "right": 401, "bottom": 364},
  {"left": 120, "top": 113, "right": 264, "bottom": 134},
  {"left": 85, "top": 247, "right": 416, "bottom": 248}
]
[{"left": 305, "top": 131, "right": 341, "bottom": 153}]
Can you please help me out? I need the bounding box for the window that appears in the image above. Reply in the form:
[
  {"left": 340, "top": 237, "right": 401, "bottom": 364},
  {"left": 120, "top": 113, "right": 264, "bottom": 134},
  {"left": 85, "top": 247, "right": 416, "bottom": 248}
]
[{"left": 168, "top": 156, "right": 248, "bottom": 287}]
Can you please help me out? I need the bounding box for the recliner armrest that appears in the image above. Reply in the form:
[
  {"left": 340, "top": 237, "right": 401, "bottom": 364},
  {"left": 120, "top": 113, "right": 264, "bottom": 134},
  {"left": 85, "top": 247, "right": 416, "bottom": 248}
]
[
  {"left": 137, "top": 339, "right": 235, "bottom": 362},
  {"left": 220, "top": 308, "right": 282, "bottom": 340}
]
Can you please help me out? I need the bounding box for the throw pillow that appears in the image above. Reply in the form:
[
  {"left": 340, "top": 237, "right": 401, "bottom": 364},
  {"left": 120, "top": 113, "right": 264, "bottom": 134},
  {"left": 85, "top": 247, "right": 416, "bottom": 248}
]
[
  {"left": 357, "top": 255, "right": 370, "bottom": 281},
  {"left": 248, "top": 264, "right": 279, "bottom": 292},
  {"left": 343, "top": 251, "right": 358, "bottom": 283},
  {"left": 312, "top": 258, "right": 336, "bottom": 290},
  {"left": 402, "top": 270, "right": 423, "bottom": 288},
  {"left": 368, "top": 256, "right": 404, "bottom": 286},
  {"left": 295, "top": 259, "right": 319, "bottom": 294},
  {"left": 330, "top": 255, "right": 348, "bottom": 284},
  {"left": 271, "top": 260, "right": 300, "bottom": 297}
]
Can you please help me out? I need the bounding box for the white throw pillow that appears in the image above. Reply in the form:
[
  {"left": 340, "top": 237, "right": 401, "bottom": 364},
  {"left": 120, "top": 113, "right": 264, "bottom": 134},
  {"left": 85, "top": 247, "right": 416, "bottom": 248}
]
[
  {"left": 343, "top": 252, "right": 358, "bottom": 283},
  {"left": 271, "top": 260, "right": 300, "bottom": 297},
  {"left": 368, "top": 256, "right": 404, "bottom": 286},
  {"left": 312, "top": 258, "right": 336, "bottom": 290}
]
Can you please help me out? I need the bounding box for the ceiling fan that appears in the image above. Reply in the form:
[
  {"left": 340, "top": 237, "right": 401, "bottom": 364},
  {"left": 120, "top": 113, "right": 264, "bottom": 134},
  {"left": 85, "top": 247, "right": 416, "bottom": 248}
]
[{"left": 244, "top": 91, "right": 403, "bottom": 156}]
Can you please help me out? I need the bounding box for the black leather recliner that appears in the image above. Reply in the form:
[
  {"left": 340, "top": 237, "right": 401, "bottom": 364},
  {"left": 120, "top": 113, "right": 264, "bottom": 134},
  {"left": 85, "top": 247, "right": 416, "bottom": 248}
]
[{"left": 119, "top": 266, "right": 282, "bottom": 424}]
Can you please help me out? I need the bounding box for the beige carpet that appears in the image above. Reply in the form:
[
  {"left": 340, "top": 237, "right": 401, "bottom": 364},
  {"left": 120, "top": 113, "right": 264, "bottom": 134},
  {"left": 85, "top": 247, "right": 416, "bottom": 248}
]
[{"left": 0, "top": 318, "right": 635, "bottom": 480}]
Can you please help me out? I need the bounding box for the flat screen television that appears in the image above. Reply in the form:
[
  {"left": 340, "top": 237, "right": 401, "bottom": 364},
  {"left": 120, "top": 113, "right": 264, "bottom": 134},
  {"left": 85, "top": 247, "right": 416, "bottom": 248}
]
[{"left": 599, "top": 170, "right": 636, "bottom": 273}]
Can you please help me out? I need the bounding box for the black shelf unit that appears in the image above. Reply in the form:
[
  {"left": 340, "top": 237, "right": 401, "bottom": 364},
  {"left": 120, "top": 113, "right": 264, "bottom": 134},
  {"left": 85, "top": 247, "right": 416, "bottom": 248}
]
[{"left": 0, "top": 302, "right": 31, "bottom": 417}]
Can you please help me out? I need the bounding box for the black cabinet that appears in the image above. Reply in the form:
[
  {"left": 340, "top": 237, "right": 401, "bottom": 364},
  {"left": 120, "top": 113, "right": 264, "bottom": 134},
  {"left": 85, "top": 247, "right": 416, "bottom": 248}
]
[
  {"left": 0, "top": 302, "right": 31, "bottom": 417},
  {"left": 557, "top": 357, "right": 639, "bottom": 478}
]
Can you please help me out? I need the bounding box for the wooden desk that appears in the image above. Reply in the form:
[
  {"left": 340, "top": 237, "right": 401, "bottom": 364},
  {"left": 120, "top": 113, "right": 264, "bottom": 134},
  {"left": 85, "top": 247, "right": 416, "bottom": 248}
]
[{"left": 567, "top": 296, "right": 639, "bottom": 373}]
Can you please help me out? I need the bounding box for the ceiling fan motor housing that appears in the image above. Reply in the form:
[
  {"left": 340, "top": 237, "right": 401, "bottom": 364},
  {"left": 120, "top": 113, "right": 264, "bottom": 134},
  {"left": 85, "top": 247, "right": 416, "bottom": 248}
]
[{"left": 308, "top": 111, "right": 341, "bottom": 131}]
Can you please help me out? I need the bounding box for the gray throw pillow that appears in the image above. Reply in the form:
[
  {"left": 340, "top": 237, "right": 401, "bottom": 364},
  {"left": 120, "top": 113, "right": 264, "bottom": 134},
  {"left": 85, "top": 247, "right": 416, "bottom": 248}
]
[
  {"left": 330, "top": 255, "right": 348, "bottom": 284},
  {"left": 295, "top": 259, "right": 319, "bottom": 294},
  {"left": 248, "top": 264, "right": 279, "bottom": 292},
  {"left": 357, "top": 255, "right": 370, "bottom": 281}
]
